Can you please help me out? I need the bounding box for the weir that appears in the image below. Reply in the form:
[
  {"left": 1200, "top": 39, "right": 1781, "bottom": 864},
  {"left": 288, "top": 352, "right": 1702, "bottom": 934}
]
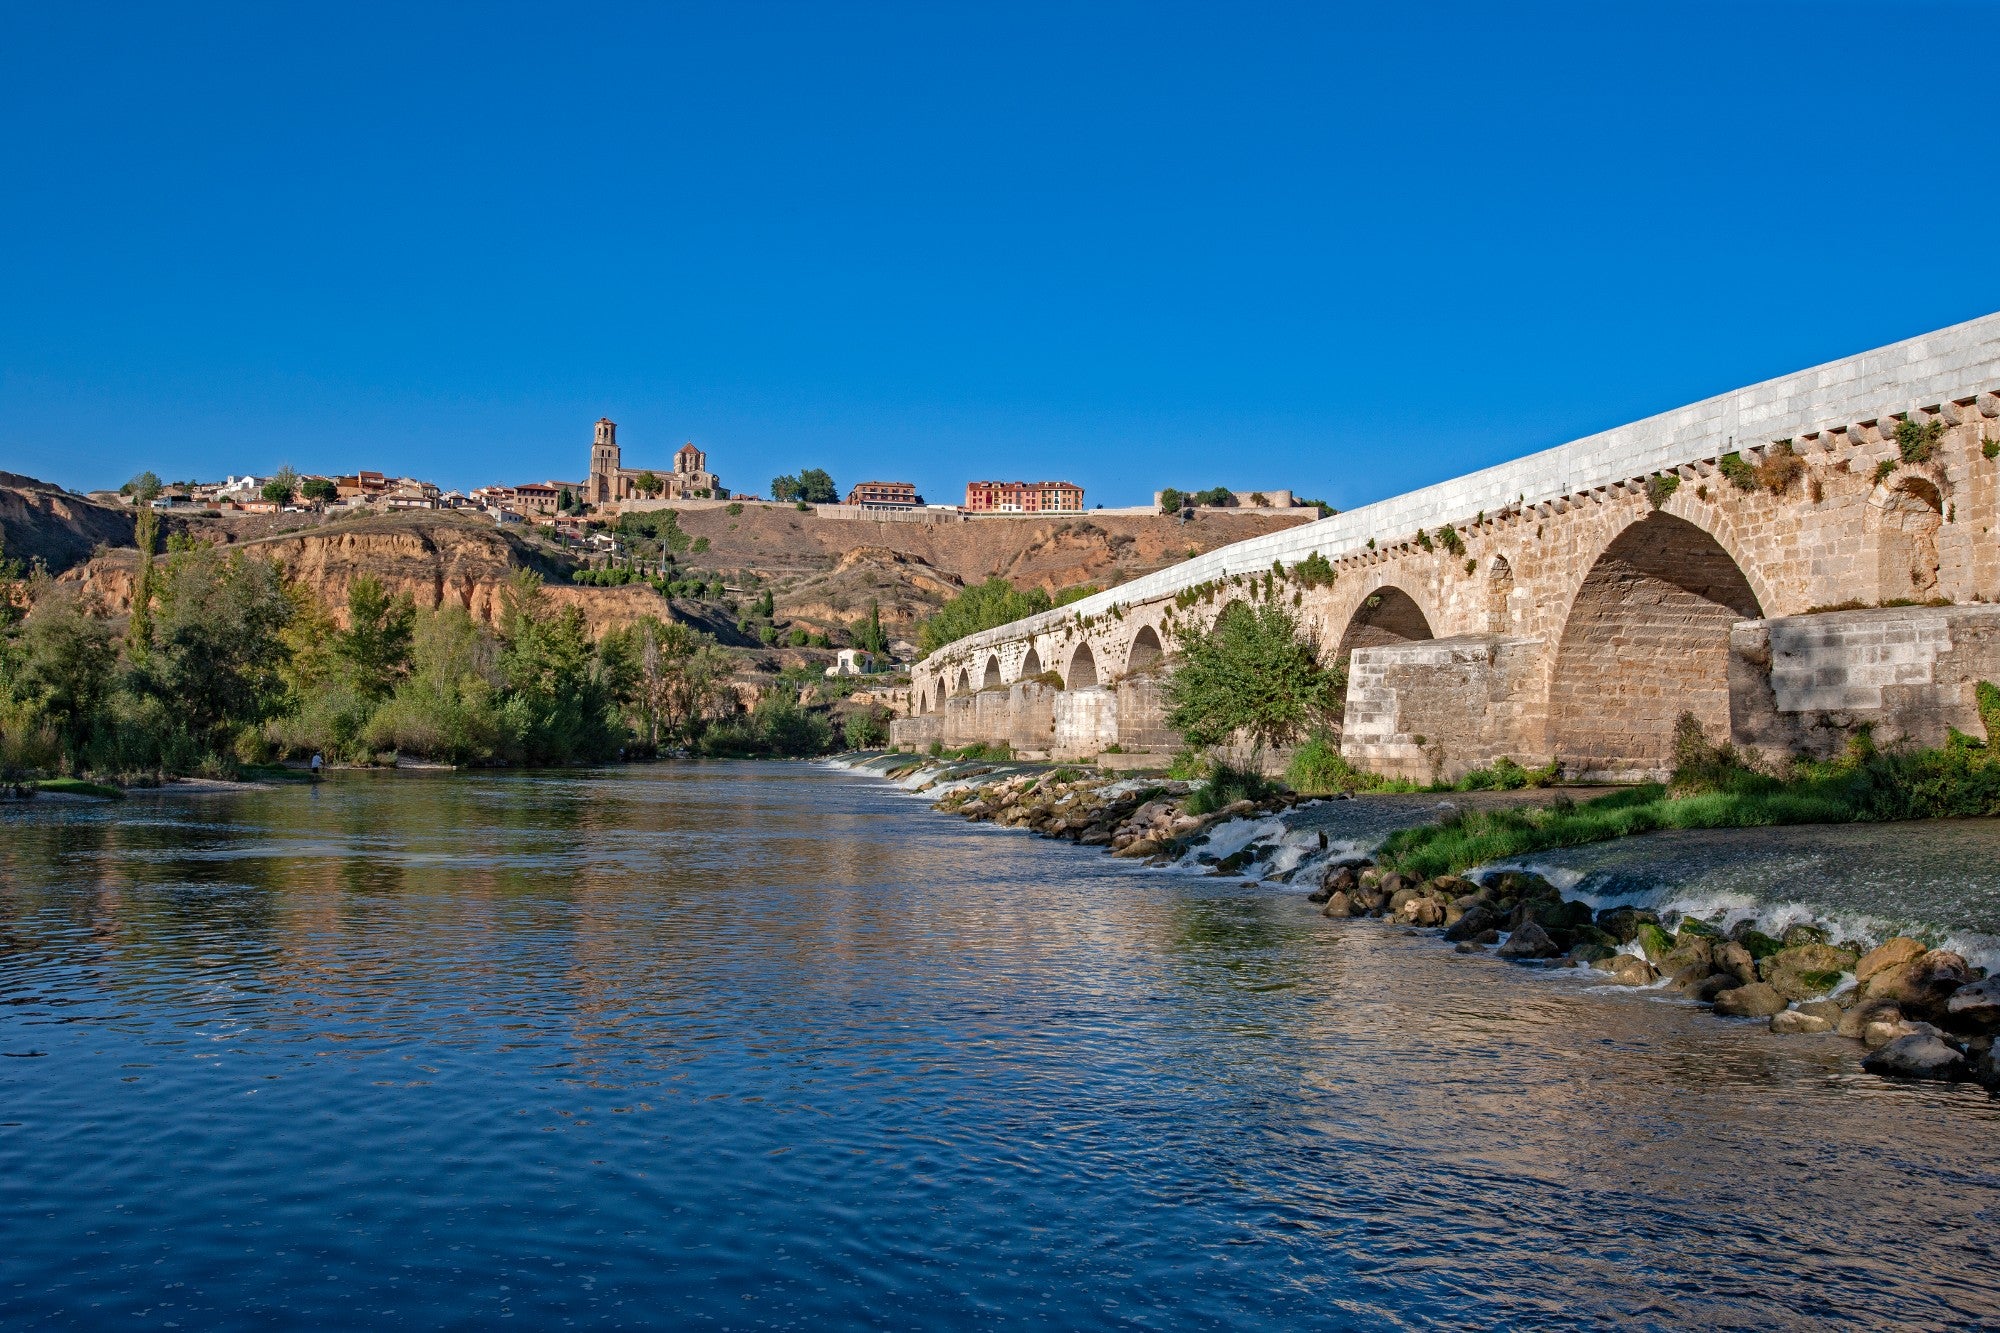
[{"left": 896, "top": 313, "right": 2000, "bottom": 779}]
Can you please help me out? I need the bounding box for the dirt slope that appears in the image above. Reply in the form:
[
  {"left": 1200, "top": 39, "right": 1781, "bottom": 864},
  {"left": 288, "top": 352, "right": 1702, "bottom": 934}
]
[{"left": 0, "top": 473, "right": 139, "bottom": 574}]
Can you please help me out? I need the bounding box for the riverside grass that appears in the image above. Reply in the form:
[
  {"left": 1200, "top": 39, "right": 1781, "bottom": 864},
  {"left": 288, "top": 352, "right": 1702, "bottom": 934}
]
[{"left": 1378, "top": 722, "right": 2000, "bottom": 881}]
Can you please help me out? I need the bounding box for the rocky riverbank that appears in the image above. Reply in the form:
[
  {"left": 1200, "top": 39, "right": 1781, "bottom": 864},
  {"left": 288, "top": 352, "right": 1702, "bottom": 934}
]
[{"left": 835, "top": 752, "right": 2000, "bottom": 1093}]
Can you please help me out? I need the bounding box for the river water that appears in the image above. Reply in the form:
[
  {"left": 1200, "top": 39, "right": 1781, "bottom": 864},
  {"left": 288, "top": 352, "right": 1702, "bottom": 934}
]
[{"left": 4, "top": 764, "right": 1998, "bottom": 1330}]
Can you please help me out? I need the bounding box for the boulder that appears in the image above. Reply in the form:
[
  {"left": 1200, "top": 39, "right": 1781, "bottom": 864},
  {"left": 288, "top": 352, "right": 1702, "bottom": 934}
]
[
  {"left": 1453, "top": 941, "right": 1487, "bottom": 954},
  {"left": 1855, "top": 937, "right": 1928, "bottom": 984},
  {"left": 1569, "top": 924, "right": 1620, "bottom": 952},
  {"left": 1662, "top": 934, "right": 1716, "bottom": 975},
  {"left": 1444, "top": 903, "right": 1502, "bottom": 943},
  {"left": 1567, "top": 942, "right": 1618, "bottom": 965},
  {"left": 1350, "top": 887, "right": 1389, "bottom": 917},
  {"left": 1688, "top": 972, "right": 1744, "bottom": 1003},
  {"left": 1321, "top": 891, "right": 1354, "bottom": 919},
  {"left": 1387, "top": 887, "right": 1422, "bottom": 916},
  {"left": 1713, "top": 941, "right": 1760, "bottom": 987},
  {"left": 1837, "top": 997, "right": 1903, "bottom": 1040},
  {"left": 1674, "top": 917, "right": 1723, "bottom": 940},
  {"left": 1397, "top": 896, "right": 1445, "bottom": 927},
  {"left": 1861, "top": 1033, "right": 1968, "bottom": 1082},
  {"left": 1730, "top": 927, "right": 1784, "bottom": 961},
  {"left": 1428, "top": 875, "right": 1479, "bottom": 900},
  {"left": 1595, "top": 906, "right": 1660, "bottom": 944},
  {"left": 1946, "top": 977, "right": 2000, "bottom": 1030},
  {"left": 1795, "top": 999, "right": 1845, "bottom": 1026},
  {"left": 1758, "top": 943, "right": 1859, "bottom": 1002},
  {"left": 1496, "top": 919, "right": 1562, "bottom": 961},
  {"left": 1635, "top": 922, "right": 1675, "bottom": 965},
  {"left": 1592, "top": 954, "right": 1657, "bottom": 987},
  {"left": 1111, "top": 837, "right": 1159, "bottom": 859},
  {"left": 1713, "top": 982, "right": 1787, "bottom": 1018},
  {"left": 1864, "top": 950, "right": 1976, "bottom": 1018},
  {"left": 1770, "top": 1008, "right": 1834, "bottom": 1034},
  {"left": 1669, "top": 962, "right": 1719, "bottom": 992},
  {"left": 1471, "top": 928, "right": 1501, "bottom": 946},
  {"left": 1780, "top": 923, "right": 1831, "bottom": 949}
]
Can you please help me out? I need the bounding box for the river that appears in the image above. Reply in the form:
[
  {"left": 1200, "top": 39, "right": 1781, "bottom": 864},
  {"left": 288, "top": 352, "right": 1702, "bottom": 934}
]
[{"left": 3, "top": 764, "right": 1998, "bottom": 1329}]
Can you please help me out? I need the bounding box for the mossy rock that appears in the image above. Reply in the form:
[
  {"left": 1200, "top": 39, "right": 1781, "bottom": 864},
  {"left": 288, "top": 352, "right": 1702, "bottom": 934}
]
[
  {"left": 1594, "top": 905, "right": 1660, "bottom": 943},
  {"left": 1759, "top": 942, "right": 1861, "bottom": 1001},
  {"left": 1675, "top": 917, "right": 1723, "bottom": 941},
  {"left": 1568, "top": 942, "right": 1619, "bottom": 965},
  {"left": 1569, "top": 923, "right": 1619, "bottom": 951},
  {"left": 1735, "top": 928, "right": 1784, "bottom": 961},
  {"left": 1781, "top": 924, "right": 1831, "bottom": 948},
  {"left": 1636, "top": 922, "right": 1675, "bottom": 965}
]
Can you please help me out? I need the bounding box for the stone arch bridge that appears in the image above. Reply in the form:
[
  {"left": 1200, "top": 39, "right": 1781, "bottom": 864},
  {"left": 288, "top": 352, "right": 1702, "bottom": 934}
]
[{"left": 894, "top": 313, "right": 2000, "bottom": 780}]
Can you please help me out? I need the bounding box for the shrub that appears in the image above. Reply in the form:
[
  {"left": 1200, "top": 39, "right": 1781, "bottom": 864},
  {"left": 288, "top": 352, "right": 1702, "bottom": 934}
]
[
  {"left": 1984, "top": 436, "right": 1998, "bottom": 460},
  {"left": 842, "top": 707, "right": 889, "bottom": 750},
  {"left": 1285, "top": 731, "right": 1379, "bottom": 795},
  {"left": 759, "top": 625, "right": 779, "bottom": 646},
  {"left": 1436, "top": 526, "right": 1464, "bottom": 556},
  {"left": 1717, "top": 452, "right": 1757, "bottom": 491},
  {"left": 1896, "top": 417, "right": 1946, "bottom": 463},
  {"left": 1874, "top": 458, "right": 1898, "bottom": 483},
  {"left": 1646, "top": 473, "right": 1681, "bottom": 509},
  {"left": 1182, "top": 758, "right": 1282, "bottom": 815},
  {"left": 1754, "top": 442, "right": 1806, "bottom": 495},
  {"left": 1292, "top": 551, "right": 1336, "bottom": 588},
  {"left": 727, "top": 502, "right": 744, "bottom": 516},
  {"left": 1159, "top": 488, "right": 1183, "bottom": 514}
]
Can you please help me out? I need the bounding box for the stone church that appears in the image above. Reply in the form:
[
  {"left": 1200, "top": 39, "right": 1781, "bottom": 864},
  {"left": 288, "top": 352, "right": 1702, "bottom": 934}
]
[{"left": 587, "top": 418, "right": 724, "bottom": 506}]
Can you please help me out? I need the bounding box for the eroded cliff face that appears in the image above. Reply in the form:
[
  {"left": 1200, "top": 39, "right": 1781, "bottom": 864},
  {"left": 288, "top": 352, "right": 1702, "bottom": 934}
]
[
  {"left": 57, "top": 513, "right": 697, "bottom": 638},
  {"left": 0, "top": 474, "right": 139, "bottom": 575}
]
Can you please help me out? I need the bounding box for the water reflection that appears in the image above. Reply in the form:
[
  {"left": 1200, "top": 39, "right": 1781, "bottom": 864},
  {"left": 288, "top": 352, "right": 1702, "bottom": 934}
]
[{"left": 2, "top": 766, "right": 1997, "bottom": 1329}]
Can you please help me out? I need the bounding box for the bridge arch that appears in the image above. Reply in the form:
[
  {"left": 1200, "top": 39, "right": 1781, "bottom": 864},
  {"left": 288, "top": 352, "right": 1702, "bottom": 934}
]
[
  {"left": 1066, "top": 642, "right": 1099, "bottom": 689},
  {"left": 955, "top": 666, "right": 972, "bottom": 697},
  {"left": 1018, "top": 645, "right": 1043, "bottom": 680},
  {"left": 1125, "top": 624, "right": 1164, "bottom": 675},
  {"left": 1547, "top": 511, "right": 1764, "bottom": 781},
  {"left": 982, "top": 654, "right": 1003, "bottom": 689},
  {"left": 1485, "top": 556, "right": 1515, "bottom": 633},
  {"left": 1335, "top": 584, "right": 1436, "bottom": 659}
]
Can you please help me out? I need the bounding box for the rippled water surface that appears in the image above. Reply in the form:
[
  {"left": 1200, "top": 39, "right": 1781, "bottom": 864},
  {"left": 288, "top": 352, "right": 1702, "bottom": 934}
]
[{"left": 4, "top": 765, "right": 1999, "bottom": 1330}]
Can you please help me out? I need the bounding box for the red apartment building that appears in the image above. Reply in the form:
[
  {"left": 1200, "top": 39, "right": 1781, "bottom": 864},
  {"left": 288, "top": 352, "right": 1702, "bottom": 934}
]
[
  {"left": 962, "top": 480, "right": 1084, "bottom": 513},
  {"left": 845, "top": 480, "right": 924, "bottom": 508}
]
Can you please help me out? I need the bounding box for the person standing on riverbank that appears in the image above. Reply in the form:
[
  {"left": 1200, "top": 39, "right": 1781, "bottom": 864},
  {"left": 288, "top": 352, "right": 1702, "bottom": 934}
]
[{"left": 309, "top": 752, "right": 323, "bottom": 782}]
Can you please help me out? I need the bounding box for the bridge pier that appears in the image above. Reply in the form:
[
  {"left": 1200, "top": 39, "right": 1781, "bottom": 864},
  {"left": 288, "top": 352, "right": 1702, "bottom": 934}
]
[
  {"left": 1341, "top": 636, "right": 1547, "bottom": 783},
  {"left": 1730, "top": 605, "right": 2000, "bottom": 758}
]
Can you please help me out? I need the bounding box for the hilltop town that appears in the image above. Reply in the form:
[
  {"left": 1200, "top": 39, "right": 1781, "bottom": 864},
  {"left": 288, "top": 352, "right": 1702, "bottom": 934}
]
[{"left": 5, "top": 421, "right": 1320, "bottom": 695}]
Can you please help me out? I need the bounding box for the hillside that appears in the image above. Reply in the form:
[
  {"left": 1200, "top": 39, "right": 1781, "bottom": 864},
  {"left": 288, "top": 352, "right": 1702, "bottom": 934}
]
[
  {"left": 20, "top": 470, "right": 1313, "bottom": 651},
  {"left": 654, "top": 502, "right": 1315, "bottom": 645},
  {"left": 0, "top": 472, "right": 140, "bottom": 574}
]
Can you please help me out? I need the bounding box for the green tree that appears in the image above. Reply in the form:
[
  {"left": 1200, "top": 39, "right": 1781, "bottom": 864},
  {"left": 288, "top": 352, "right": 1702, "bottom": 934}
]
[
  {"left": 1158, "top": 488, "right": 1183, "bottom": 514},
  {"left": 771, "top": 473, "right": 801, "bottom": 502},
  {"left": 855, "top": 598, "right": 888, "bottom": 655},
  {"left": 337, "top": 575, "right": 417, "bottom": 702},
  {"left": 634, "top": 471, "right": 663, "bottom": 497},
  {"left": 604, "top": 616, "right": 733, "bottom": 749},
  {"left": 497, "top": 571, "right": 620, "bottom": 764},
  {"left": 262, "top": 466, "right": 299, "bottom": 506},
  {"left": 918, "top": 577, "right": 1053, "bottom": 654},
  {"left": 126, "top": 471, "right": 164, "bottom": 658},
  {"left": 13, "top": 587, "right": 117, "bottom": 768},
  {"left": 143, "top": 543, "right": 295, "bottom": 754},
  {"left": 795, "top": 468, "right": 838, "bottom": 504},
  {"left": 300, "top": 477, "right": 339, "bottom": 505},
  {"left": 756, "top": 589, "right": 775, "bottom": 618},
  {"left": 1164, "top": 599, "right": 1341, "bottom": 752}
]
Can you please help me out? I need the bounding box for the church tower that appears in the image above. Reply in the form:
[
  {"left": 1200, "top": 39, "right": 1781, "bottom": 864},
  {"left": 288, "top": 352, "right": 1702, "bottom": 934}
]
[{"left": 589, "top": 418, "right": 620, "bottom": 504}]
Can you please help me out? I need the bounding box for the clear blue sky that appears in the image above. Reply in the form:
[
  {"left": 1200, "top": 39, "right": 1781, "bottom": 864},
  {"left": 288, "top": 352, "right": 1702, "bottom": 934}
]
[{"left": 4, "top": 2, "right": 1996, "bottom": 507}]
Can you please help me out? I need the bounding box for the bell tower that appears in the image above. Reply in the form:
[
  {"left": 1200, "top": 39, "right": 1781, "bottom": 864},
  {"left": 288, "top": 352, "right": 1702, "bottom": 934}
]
[{"left": 589, "top": 418, "right": 620, "bottom": 504}]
